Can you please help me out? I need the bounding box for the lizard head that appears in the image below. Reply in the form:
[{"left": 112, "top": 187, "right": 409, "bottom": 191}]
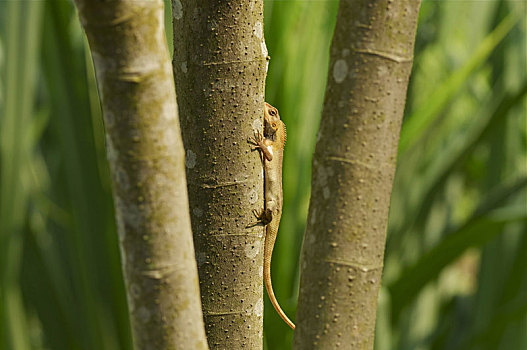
[{"left": 264, "top": 102, "right": 286, "bottom": 147}]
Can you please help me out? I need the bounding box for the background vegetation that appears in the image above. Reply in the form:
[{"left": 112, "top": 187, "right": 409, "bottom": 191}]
[{"left": 0, "top": 0, "right": 525, "bottom": 349}]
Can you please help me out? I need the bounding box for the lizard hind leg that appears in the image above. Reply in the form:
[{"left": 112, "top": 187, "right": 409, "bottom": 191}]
[
  {"left": 246, "top": 208, "right": 272, "bottom": 228},
  {"left": 254, "top": 208, "right": 273, "bottom": 225}
]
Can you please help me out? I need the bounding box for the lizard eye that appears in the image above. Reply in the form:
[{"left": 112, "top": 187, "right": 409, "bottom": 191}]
[{"left": 269, "top": 109, "right": 277, "bottom": 116}]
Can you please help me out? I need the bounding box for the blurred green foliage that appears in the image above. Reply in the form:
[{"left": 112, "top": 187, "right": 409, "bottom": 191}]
[{"left": 0, "top": 1, "right": 525, "bottom": 350}]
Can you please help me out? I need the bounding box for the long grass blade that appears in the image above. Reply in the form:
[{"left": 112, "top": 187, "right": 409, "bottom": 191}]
[
  {"left": 399, "top": 13, "right": 520, "bottom": 153},
  {"left": 389, "top": 177, "right": 527, "bottom": 320},
  {"left": 0, "top": 1, "right": 43, "bottom": 349}
]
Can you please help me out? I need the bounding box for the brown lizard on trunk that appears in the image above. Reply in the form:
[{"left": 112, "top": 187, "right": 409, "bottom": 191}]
[{"left": 250, "top": 102, "right": 295, "bottom": 330}]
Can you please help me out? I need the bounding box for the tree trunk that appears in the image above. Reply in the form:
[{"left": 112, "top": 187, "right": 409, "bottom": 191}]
[
  {"left": 172, "top": 1, "right": 268, "bottom": 349},
  {"left": 293, "top": 1, "right": 421, "bottom": 349},
  {"left": 73, "top": 1, "right": 208, "bottom": 349}
]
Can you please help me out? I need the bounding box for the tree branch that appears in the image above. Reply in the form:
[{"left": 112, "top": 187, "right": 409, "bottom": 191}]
[
  {"left": 293, "top": 1, "right": 421, "bottom": 348},
  {"left": 73, "top": 1, "right": 208, "bottom": 349}
]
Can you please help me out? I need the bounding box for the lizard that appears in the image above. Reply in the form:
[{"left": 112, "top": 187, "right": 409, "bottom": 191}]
[{"left": 249, "top": 102, "right": 295, "bottom": 330}]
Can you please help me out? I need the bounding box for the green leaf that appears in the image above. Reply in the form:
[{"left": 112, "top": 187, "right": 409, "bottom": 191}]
[
  {"left": 389, "top": 177, "right": 527, "bottom": 321},
  {"left": 399, "top": 13, "right": 520, "bottom": 153},
  {"left": 0, "top": 1, "right": 43, "bottom": 349}
]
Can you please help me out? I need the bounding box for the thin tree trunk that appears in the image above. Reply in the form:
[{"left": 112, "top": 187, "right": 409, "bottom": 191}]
[
  {"left": 293, "top": 1, "right": 421, "bottom": 349},
  {"left": 73, "top": 1, "right": 208, "bottom": 349},
  {"left": 172, "top": 1, "right": 268, "bottom": 348}
]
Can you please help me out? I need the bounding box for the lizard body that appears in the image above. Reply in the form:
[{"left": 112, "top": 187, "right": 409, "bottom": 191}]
[{"left": 250, "top": 102, "right": 295, "bottom": 330}]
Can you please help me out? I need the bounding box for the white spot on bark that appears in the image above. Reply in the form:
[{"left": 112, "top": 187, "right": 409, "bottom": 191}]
[
  {"left": 258, "top": 265, "right": 263, "bottom": 278},
  {"left": 245, "top": 240, "right": 261, "bottom": 259},
  {"left": 248, "top": 188, "right": 258, "bottom": 204},
  {"left": 310, "top": 208, "right": 317, "bottom": 225},
  {"left": 254, "top": 21, "right": 263, "bottom": 39},
  {"left": 377, "top": 64, "right": 388, "bottom": 77},
  {"left": 323, "top": 187, "right": 330, "bottom": 199},
  {"left": 149, "top": 270, "right": 163, "bottom": 279},
  {"left": 186, "top": 149, "right": 196, "bottom": 168},
  {"left": 308, "top": 232, "right": 316, "bottom": 245},
  {"left": 137, "top": 306, "right": 151, "bottom": 323},
  {"left": 193, "top": 207, "right": 203, "bottom": 217},
  {"left": 317, "top": 166, "right": 328, "bottom": 186},
  {"left": 115, "top": 196, "right": 142, "bottom": 230},
  {"left": 181, "top": 61, "right": 188, "bottom": 73},
  {"left": 255, "top": 298, "right": 264, "bottom": 317},
  {"left": 261, "top": 40, "right": 268, "bottom": 58},
  {"left": 252, "top": 118, "right": 263, "bottom": 131},
  {"left": 196, "top": 251, "right": 206, "bottom": 266},
  {"left": 172, "top": 0, "right": 183, "bottom": 20},
  {"left": 333, "top": 59, "right": 348, "bottom": 83},
  {"left": 153, "top": 173, "right": 170, "bottom": 189}
]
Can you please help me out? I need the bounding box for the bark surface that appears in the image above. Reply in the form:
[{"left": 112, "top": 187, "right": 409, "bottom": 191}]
[
  {"left": 172, "top": 1, "right": 268, "bottom": 349},
  {"left": 74, "top": 1, "right": 208, "bottom": 349},
  {"left": 293, "top": 1, "right": 421, "bottom": 349}
]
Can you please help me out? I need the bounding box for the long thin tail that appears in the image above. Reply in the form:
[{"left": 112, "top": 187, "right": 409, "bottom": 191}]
[{"left": 264, "top": 260, "right": 295, "bottom": 330}]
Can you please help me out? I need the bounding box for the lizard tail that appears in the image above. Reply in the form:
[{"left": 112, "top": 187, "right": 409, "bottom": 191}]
[{"left": 264, "top": 259, "right": 296, "bottom": 330}]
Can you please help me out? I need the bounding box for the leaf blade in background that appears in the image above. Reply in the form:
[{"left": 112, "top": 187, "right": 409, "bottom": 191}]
[
  {"left": 389, "top": 176, "right": 527, "bottom": 321},
  {"left": 0, "top": 2, "right": 43, "bottom": 349},
  {"left": 398, "top": 12, "right": 519, "bottom": 153}
]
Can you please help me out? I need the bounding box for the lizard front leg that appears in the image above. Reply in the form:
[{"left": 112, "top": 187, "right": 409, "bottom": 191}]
[{"left": 248, "top": 130, "right": 273, "bottom": 161}]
